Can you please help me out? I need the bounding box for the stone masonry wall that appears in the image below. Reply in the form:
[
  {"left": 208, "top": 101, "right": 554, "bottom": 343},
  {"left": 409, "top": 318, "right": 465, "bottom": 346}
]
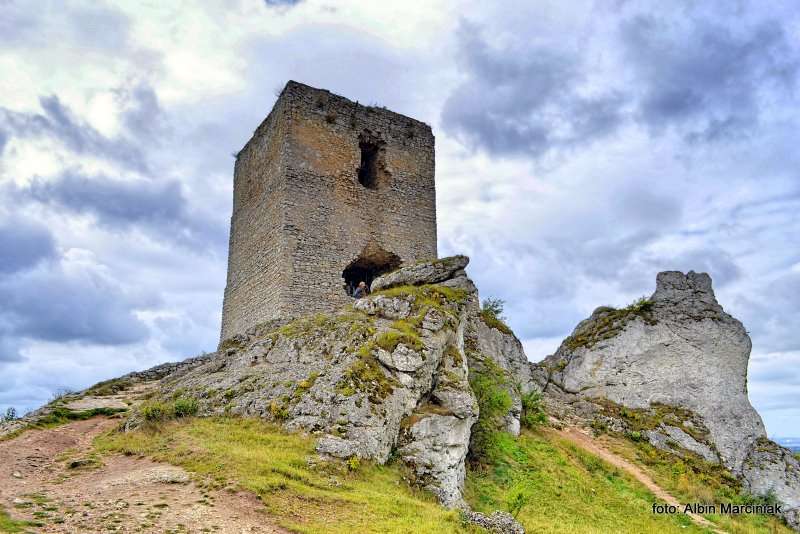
[
  {"left": 220, "top": 81, "right": 437, "bottom": 342},
  {"left": 220, "top": 91, "right": 292, "bottom": 341}
]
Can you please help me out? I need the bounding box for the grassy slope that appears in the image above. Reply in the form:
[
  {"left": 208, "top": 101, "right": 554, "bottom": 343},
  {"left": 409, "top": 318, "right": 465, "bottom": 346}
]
[
  {"left": 96, "top": 417, "right": 731, "bottom": 534},
  {"left": 465, "top": 430, "right": 705, "bottom": 534},
  {"left": 1, "top": 406, "right": 128, "bottom": 443},
  {"left": 95, "top": 418, "right": 473, "bottom": 534},
  {"left": 0, "top": 508, "right": 39, "bottom": 533},
  {"left": 603, "top": 436, "right": 793, "bottom": 534}
]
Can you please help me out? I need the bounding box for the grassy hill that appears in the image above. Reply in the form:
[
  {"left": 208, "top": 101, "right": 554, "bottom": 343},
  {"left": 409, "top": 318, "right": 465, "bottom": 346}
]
[{"left": 90, "top": 416, "right": 791, "bottom": 533}]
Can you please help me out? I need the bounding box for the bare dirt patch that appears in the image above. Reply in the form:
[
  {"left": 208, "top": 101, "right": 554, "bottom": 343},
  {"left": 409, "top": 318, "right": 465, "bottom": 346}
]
[{"left": 0, "top": 417, "right": 287, "bottom": 533}]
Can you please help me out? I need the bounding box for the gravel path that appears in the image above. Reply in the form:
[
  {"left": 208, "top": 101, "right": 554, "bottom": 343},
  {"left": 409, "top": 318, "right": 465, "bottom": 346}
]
[
  {"left": 0, "top": 417, "right": 287, "bottom": 533},
  {"left": 554, "top": 426, "right": 725, "bottom": 533}
]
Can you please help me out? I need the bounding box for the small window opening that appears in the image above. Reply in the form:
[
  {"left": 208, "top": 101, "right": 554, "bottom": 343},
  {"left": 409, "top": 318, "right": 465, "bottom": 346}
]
[
  {"left": 342, "top": 246, "right": 401, "bottom": 296},
  {"left": 357, "top": 138, "right": 382, "bottom": 189}
]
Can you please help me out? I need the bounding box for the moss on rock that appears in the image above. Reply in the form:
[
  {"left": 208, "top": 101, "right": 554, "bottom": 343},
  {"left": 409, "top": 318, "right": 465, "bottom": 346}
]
[
  {"left": 336, "top": 352, "right": 399, "bottom": 403},
  {"left": 372, "top": 284, "right": 467, "bottom": 315},
  {"left": 563, "top": 297, "right": 656, "bottom": 351},
  {"left": 478, "top": 307, "right": 513, "bottom": 335},
  {"left": 593, "top": 398, "right": 711, "bottom": 447},
  {"left": 468, "top": 357, "right": 514, "bottom": 466}
]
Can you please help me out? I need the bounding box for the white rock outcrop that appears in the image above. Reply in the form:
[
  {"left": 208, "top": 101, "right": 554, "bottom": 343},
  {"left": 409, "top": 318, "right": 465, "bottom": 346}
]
[
  {"left": 370, "top": 255, "right": 469, "bottom": 293},
  {"left": 540, "top": 271, "right": 799, "bottom": 529},
  {"left": 144, "top": 257, "right": 487, "bottom": 510}
]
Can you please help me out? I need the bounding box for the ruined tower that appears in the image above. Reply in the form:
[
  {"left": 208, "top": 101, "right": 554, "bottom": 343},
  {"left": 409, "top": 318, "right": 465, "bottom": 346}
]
[{"left": 220, "top": 81, "right": 437, "bottom": 341}]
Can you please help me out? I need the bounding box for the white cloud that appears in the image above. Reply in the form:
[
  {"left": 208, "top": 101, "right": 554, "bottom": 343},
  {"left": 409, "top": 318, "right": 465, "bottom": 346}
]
[{"left": 0, "top": 0, "right": 798, "bottom": 438}]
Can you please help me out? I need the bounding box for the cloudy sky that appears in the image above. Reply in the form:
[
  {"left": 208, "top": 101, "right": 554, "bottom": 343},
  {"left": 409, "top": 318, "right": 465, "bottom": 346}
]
[{"left": 1, "top": 0, "right": 798, "bottom": 437}]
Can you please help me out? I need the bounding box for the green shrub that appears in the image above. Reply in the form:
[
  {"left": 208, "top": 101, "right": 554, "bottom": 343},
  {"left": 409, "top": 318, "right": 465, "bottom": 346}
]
[
  {"left": 468, "top": 361, "right": 513, "bottom": 466},
  {"left": 479, "top": 298, "right": 513, "bottom": 335},
  {"left": 2, "top": 407, "right": 17, "bottom": 422},
  {"left": 346, "top": 456, "right": 361, "bottom": 472},
  {"left": 336, "top": 352, "right": 398, "bottom": 402},
  {"left": 141, "top": 396, "right": 200, "bottom": 422},
  {"left": 520, "top": 392, "right": 547, "bottom": 429},
  {"left": 482, "top": 298, "right": 505, "bottom": 318},
  {"left": 627, "top": 430, "right": 644, "bottom": 442},
  {"left": 141, "top": 401, "right": 171, "bottom": 422},
  {"left": 293, "top": 372, "right": 320, "bottom": 401},
  {"left": 268, "top": 399, "right": 289, "bottom": 421},
  {"left": 49, "top": 388, "right": 73, "bottom": 404},
  {"left": 506, "top": 489, "right": 529, "bottom": 519},
  {"left": 173, "top": 397, "right": 199, "bottom": 418},
  {"left": 737, "top": 488, "right": 780, "bottom": 507},
  {"left": 628, "top": 296, "right": 654, "bottom": 314}
]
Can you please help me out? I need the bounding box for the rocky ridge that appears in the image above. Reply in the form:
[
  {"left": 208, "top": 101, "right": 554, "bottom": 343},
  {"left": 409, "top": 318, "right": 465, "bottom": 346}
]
[
  {"left": 125, "top": 255, "right": 526, "bottom": 531},
  {"left": 4, "top": 260, "right": 798, "bottom": 532},
  {"left": 537, "top": 271, "right": 799, "bottom": 529}
]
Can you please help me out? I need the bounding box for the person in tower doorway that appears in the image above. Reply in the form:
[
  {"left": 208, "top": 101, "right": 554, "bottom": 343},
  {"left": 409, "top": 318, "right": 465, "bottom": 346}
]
[{"left": 353, "top": 281, "right": 369, "bottom": 299}]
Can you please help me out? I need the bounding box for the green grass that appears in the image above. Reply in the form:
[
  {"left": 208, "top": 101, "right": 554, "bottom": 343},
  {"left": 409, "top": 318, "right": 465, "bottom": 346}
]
[
  {"left": 589, "top": 400, "right": 792, "bottom": 532},
  {"left": 94, "top": 417, "right": 477, "bottom": 533},
  {"left": 93, "top": 415, "right": 790, "bottom": 534},
  {"left": 603, "top": 436, "right": 794, "bottom": 533},
  {"left": 371, "top": 284, "right": 468, "bottom": 313},
  {"left": 1, "top": 406, "right": 128, "bottom": 442},
  {"left": 374, "top": 328, "right": 424, "bottom": 353},
  {"left": 85, "top": 377, "right": 133, "bottom": 396},
  {"left": 35, "top": 406, "right": 127, "bottom": 428},
  {"left": 274, "top": 313, "right": 337, "bottom": 339},
  {"left": 138, "top": 396, "right": 201, "bottom": 424},
  {"left": 478, "top": 308, "right": 513, "bottom": 336},
  {"left": 0, "top": 506, "right": 40, "bottom": 532},
  {"left": 335, "top": 349, "right": 399, "bottom": 402},
  {"left": 465, "top": 430, "right": 708, "bottom": 534}
]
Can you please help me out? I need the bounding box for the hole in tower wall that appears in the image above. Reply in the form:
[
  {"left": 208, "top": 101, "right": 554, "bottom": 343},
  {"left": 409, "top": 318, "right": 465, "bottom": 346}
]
[
  {"left": 342, "top": 248, "right": 401, "bottom": 296},
  {"left": 357, "top": 139, "right": 382, "bottom": 189}
]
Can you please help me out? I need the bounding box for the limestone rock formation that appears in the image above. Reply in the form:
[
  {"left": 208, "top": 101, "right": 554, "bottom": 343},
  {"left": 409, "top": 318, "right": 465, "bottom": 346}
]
[
  {"left": 132, "top": 256, "right": 497, "bottom": 511},
  {"left": 370, "top": 255, "right": 469, "bottom": 293},
  {"left": 467, "top": 315, "right": 536, "bottom": 436},
  {"left": 645, "top": 425, "right": 718, "bottom": 463},
  {"left": 466, "top": 510, "right": 526, "bottom": 534},
  {"left": 539, "top": 270, "right": 799, "bottom": 529},
  {"left": 741, "top": 438, "right": 800, "bottom": 530}
]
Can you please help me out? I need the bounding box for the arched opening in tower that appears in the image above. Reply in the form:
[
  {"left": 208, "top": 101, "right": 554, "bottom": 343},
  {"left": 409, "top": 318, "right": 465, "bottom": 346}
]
[{"left": 342, "top": 245, "right": 401, "bottom": 296}]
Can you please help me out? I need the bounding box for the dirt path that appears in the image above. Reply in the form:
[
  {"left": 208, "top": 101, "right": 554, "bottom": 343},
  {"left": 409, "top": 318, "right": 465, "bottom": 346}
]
[
  {"left": 0, "top": 417, "right": 288, "bottom": 533},
  {"left": 553, "top": 426, "right": 726, "bottom": 533}
]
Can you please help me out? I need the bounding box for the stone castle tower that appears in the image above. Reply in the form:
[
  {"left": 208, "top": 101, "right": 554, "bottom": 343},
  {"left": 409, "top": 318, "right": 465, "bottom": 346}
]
[{"left": 220, "top": 81, "right": 438, "bottom": 341}]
